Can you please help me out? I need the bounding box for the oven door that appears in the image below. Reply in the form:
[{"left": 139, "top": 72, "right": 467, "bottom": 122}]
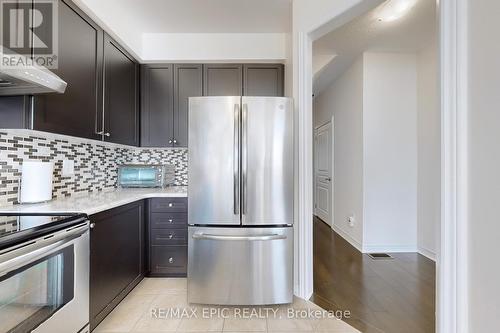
[{"left": 0, "top": 225, "right": 89, "bottom": 333}]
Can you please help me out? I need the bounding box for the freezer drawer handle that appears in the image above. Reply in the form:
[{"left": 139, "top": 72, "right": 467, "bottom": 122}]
[{"left": 192, "top": 233, "right": 286, "bottom": 241}]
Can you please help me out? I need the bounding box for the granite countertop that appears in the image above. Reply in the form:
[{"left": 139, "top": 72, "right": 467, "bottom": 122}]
[{"left": 0, "top": 187, "right": 187, "bottom": 216}]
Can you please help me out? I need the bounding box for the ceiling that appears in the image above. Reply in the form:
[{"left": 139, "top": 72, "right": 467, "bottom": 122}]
[
  {"left": 78, "top": 0, "right": 292, "bottom": 33},
  {"left": 313, "top": 0, "right": 437, "bottom": 95}
]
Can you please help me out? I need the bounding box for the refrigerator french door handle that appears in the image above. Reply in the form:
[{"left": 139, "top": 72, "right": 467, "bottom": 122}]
[
  {"left": 192, "top": 233, "right": 287, "bottom": 241},
  {"left": 234, "top": 103, "right": 240, "bottom": 215},
  {"left": 242, "top": 103, "right": 248, "bottom": 216}
]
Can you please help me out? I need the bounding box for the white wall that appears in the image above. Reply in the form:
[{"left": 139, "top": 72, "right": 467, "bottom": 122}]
[
  {"left": 362, "top": 52, "right": 418, "bottom": 252},
  {"left": 313, "top": 52, "right": 420, "bottom": 252},
  {"left": 313, "top": 56, "right": 364, "bottom": 248},
  {"left": 417, "top": 40, "right": 440, "bottom": 260},
  {"left": 467, "top": 0, "right": 500, "bottom": 330},
  {"left": 141, "top": 33, "right": 288, "bottom": 62}
]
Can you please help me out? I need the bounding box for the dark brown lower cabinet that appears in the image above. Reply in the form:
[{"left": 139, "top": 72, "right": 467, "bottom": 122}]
[
  {"left": 89, "top": 200, "right": 146, "bottom": 331},
  {"left": 148, "top": 198, "right": 188, "bottom": 277}
]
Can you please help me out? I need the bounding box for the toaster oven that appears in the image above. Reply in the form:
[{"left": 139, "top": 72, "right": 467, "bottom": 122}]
[{"left": 118, "top": 164, "right": 171, "bottom": 188}]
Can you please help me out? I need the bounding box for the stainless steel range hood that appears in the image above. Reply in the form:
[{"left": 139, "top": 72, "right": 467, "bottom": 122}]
[{"left": 0, "top": 52, "right": 67, "bottom": 96}]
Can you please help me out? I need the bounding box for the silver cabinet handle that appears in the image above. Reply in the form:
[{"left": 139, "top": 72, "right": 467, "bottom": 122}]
[
  {"left": 168, "top": 203, "right": 173, "bottom": 207},
  {"left": 168, "top": 257, "right": 174, "bottom": 264},
  {"left": 168, "top": 219, "right": 173, "bottom": 223},
  {"left": 192, "top": 233, "right": 286, "bottom": 241},
  {"left": 156, "top": 234, "right": 175, "bottom": 240},
  {"left": 89, "top": 223, "right": 95, "bottom": 229},
  {"left": 173, "top": 139, "right": 177, "bottom": 144},
  {"left": 242, "top": 103, "right": 248, "bottom": 215},
  {"left": 95, "top": 131, "right": 110, "bottom": 138},
  {"left": 325, "top": 177, "right": 331, "bottom": 181},
  {"left": 233, "top": 103, "right": 240, "bottom": 215},
  {"left": 169, "top": 139, "right": 173, "bottom": 144}
]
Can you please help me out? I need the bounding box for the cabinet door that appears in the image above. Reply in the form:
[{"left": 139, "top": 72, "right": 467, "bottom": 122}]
[
  {"left": 203, "top": 64, "right": 242, "bottom": 96},
  {"left": 0, "top": 96, "right": 30, "bottom": 128},
  {"left": 103, "top": 34, "right": 139, "bottom": 146},
  {"left": 243, "top": 64, "right": 284, "bottom": 97},
  {"left": 33, "top": 0, "right": 103, "bottom": 140},
  {"left": 141, "top": 64, "right": 174, "bottom": 147},
  {"left": 90, "top": 201, "right": 145, "bottom": 330},
  {"left": 173, "top": 64, "right": 202, "bottom": 147}
]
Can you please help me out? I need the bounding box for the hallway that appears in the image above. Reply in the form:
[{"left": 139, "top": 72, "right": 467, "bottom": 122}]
[{"left": 311, "top": 217, "right": 436, "bottom": 333}]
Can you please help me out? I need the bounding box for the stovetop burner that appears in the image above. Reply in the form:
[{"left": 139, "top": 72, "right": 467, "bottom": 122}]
[{"left": 0, "top": 213, "right": 88, "bottom": 250}]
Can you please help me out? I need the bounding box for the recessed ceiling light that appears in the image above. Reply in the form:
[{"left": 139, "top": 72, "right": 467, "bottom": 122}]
[{"left": 376, "top": 0, "right": 418, "bottom": 22}]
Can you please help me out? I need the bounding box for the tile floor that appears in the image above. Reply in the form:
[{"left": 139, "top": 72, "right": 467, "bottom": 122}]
[{"left": 94, "top": 278, "right": 361, "bottom": 333}]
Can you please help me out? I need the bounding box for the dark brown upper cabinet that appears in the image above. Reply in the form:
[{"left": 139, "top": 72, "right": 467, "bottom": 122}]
[
  {"left": 2, "top": 0, "right": 139, "bottom": 146},
  {"left": 243, "top": 64, "right": 284, "bottom": 97},
  {"left": 141, "top": 63, "right": 284, "bottom": 148},
  {"left": 203, "top": 64, "right": 243, "bottom": 96},
  {"left": 141, "top": 64, "right": 174, "bottom": 147},
  {"left": 102, "top": 34, "right": 139, "bottom": 146},
  {"left": 33, "top": 0, "right": 104, "bottom": 140},
  {"left": 173, "top": 64, "right": 203, "bottom": 147},
  {"left": 0, "top": 96, "right": 31, "bottom": 129},
  {"left": 141, "top": 64, "right": 202, "bottom": 148}
]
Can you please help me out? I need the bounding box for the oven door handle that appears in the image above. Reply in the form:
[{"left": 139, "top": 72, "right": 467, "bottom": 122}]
[{"left": 0, "top": 224, "right": 88, "bottom": 278}]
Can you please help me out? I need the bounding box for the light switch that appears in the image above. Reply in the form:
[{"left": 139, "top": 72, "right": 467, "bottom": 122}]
[{"left": 62, "top": 160, "right": 75, "bottom": 176}]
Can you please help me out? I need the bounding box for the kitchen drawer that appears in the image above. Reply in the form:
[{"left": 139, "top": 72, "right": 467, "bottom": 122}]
[
  {"left": 150, "top": 212, "right": 187, "bottom": 229},
  {"left": 150, "top": 198, "right": 188, "bottom": 213},
  {"left": 151, "top": 228, "right": 187, "bottom": 245},
  {"left": 150, "top": 246, "right": 187, "bottom": 276}
]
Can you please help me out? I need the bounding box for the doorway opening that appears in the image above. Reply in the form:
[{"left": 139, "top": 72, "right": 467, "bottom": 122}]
[{"left": 310, "top": 0, "right": 439, "bottom": 332}]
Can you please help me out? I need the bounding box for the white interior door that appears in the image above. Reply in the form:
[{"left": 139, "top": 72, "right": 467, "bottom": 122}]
[{"left": 314, "top": 122, "right": 332, "bottom": 225}]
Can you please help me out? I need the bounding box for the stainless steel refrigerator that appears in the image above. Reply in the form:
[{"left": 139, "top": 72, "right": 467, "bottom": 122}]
[{"left": 187, "top": 96, "right": 294, "bottom": 305}]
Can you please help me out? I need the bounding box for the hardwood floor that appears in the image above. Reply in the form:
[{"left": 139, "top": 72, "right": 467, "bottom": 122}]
[{"left": 311, "top": 216, "right": 436, "bottom": 333}]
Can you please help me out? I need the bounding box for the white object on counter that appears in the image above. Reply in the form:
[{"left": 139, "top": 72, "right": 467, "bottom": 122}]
[{"left": 18, "top": 161, "right": 54, "bottom": 204}]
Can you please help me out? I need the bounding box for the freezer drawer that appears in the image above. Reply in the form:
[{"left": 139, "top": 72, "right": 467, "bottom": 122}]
[{"left": 187, "top": 226, "right": 293, "bottom": 305}]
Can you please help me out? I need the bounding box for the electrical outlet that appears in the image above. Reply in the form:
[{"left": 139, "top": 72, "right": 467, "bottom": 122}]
[
  {"left": 348, "top": 215, "right": 355, "bottom": 228},
  {"left": 62, "top": 160, "right": 75, "bottom": 177}
]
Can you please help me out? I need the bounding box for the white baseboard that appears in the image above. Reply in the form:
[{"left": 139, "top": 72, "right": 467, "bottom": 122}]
[
  {"left": 329, "top": 224, "right": 436, "bottom": 260},
  {"left": 418, "top": 246, "right": 437, "bottom": 261},
  {"left": 331, "top": 223, "right": 363, "bottom": 252}
]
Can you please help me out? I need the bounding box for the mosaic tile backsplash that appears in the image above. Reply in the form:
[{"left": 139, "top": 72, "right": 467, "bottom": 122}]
[{"left": 0, "top": 129, "right": 188, "bottom": 206}]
